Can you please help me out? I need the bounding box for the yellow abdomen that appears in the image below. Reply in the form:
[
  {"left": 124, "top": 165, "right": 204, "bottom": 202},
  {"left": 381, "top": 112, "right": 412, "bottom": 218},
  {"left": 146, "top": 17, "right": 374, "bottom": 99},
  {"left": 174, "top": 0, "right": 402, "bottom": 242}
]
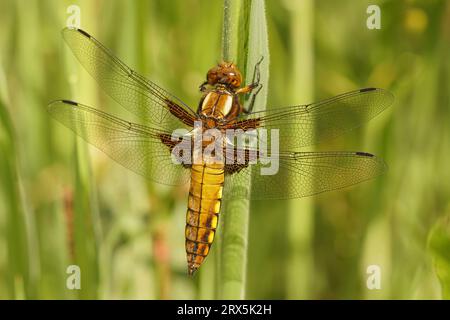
[{"left": 185, "top": 160, "right": 224, "bottom": 275}]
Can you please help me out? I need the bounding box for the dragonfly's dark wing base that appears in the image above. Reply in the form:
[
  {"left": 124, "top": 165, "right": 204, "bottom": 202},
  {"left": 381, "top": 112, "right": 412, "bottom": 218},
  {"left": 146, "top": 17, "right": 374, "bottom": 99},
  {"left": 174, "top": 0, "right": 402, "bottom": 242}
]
[
  {"left": 62, "top": 27, "right": 197, "bottom": 131},
  {"left": 224, "top": 150, "right": 387, "bottom": 200},
  {"left": 48, "top": 100, "right": 190, "bottom": 186}
]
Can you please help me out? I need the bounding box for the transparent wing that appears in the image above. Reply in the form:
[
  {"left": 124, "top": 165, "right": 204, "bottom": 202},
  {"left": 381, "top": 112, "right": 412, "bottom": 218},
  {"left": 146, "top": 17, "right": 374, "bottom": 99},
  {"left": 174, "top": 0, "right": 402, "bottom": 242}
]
[
  {"left": 48, "top": 100, "right": 190, "bottom": 186},
  {"left": 228, "top": 88, "right": 394, "bottom": 150},
  {"left": 224, "top": 151, "right": 387, "bottom": 200},
  {"left": 62, "top": 27, "right": 196, "bottom": 131}
]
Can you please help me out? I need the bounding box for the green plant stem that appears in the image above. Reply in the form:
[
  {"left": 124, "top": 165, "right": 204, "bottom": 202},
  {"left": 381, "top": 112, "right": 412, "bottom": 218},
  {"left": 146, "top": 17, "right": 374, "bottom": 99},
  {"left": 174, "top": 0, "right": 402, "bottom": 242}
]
[
  {"left": 286, "top": 0, "right": 314, "bottom": 299},
  {"left": 219, "top": 0, "right": 269, "bottom": 299},
  {"left": 0, "top": 89, "right": 30, "bottom": 299}
]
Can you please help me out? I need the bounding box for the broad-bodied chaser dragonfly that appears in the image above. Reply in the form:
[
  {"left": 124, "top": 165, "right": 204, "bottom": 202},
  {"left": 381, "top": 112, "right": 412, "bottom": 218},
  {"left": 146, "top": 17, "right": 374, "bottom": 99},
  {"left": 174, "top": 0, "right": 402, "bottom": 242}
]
[{"left": 48, "top": 28, "right": 394, "bottom": 275}]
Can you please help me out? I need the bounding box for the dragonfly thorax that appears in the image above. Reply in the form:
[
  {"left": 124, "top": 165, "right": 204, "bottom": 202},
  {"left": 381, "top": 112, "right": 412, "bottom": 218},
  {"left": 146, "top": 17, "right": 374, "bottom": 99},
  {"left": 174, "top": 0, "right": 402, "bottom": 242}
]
[{"left": 199, "top": 90, "right": 238, "bottom": 121}]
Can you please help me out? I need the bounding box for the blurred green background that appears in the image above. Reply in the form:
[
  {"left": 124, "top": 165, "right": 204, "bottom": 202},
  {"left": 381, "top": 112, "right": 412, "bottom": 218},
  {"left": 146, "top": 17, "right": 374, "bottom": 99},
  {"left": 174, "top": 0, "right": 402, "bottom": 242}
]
[{"left": 1, "top": 0, "right": 450, "bottom": 299}]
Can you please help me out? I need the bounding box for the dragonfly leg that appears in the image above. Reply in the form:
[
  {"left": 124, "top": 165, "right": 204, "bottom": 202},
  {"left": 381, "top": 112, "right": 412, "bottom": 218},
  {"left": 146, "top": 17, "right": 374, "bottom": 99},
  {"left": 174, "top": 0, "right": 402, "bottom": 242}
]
[
  {"left": 236, "top": 56, "right": 264, "bottom": 113},
  {"left": 245, "top": 83, "right": 263, "bottom": 114},
  {"left": 199, "top": 81, "right": 208, "bottom": 92},
  {"left": 251, "top": 55, "right": 264, "bottom": 85}
]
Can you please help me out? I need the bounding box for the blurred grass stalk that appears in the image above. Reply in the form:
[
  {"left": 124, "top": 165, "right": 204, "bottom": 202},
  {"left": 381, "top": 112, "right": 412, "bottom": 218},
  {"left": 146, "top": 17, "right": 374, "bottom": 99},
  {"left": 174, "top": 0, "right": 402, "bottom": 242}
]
[
  {"left": 219, "top": 0, "right": 269, "bottom": 299},
  {"left": 286, "top": 0, "right": 314, "bottom": 298},
  {"left": 0, "top": 67, "right": 34, "bottom": 299}
]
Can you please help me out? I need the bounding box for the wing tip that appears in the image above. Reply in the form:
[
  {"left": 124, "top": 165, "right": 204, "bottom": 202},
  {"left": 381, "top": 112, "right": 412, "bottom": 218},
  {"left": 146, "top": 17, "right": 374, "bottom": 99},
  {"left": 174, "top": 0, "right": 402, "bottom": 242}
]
[
  {"left": 61, "top": 26, "right": 92, "bottom": 39},
  {"left": 354, "top": 151, "right": 389, "bottom": 174},
  {"left": 48, "top": 99, "right": 78, "bottom": 106},
  {"left": 61, "top": 99, "right": 78, "bottom": 106},
  {"left": 355, "top": 151, "right": 374, "bottom": 157},
  {"left": 360, "top": 87, "right": 395, "bottom": 104},
  {"left": 359, "top": 87, "right": 377, "bottom": 93},
  {"left": 47, "top": 99, "right": 79, "bottom": 113}
]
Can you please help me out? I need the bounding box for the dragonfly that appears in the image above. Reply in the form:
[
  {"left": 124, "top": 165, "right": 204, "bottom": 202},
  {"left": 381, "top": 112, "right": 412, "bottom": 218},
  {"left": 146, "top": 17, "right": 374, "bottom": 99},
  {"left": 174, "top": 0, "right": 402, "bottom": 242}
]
[{"left": 48, "top": 28, "right": 394, "bottom": 276}]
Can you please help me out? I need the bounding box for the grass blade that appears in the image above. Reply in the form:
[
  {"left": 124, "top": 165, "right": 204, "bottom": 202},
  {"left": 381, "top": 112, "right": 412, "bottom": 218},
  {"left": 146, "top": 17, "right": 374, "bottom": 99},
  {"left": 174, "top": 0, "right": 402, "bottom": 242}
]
[
  {"left": 0, "top": 71, "right": 35, "bottom": 299},
  {"left": 219, "top": 0, "right": 269, "bottom": 299},
  {"left": 286, "top": 0, "right": 314, "bottom": 299}
]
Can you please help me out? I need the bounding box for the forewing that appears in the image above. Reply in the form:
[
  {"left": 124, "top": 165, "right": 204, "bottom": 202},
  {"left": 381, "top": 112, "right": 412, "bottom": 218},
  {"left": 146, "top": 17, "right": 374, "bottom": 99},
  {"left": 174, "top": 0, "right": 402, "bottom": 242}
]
[
  {"left": 62, "top": 27, "right": 196, "bottom": 131},
  {"left": 229, "top": 88, "right": 394, "bottom": 150}
]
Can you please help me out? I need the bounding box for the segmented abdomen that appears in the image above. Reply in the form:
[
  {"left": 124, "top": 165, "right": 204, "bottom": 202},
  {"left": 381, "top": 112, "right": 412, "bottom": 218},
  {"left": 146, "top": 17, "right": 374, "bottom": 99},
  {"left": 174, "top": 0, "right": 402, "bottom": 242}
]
[{"left": 185, "top": 161, "right": 224, "bottom": 276}]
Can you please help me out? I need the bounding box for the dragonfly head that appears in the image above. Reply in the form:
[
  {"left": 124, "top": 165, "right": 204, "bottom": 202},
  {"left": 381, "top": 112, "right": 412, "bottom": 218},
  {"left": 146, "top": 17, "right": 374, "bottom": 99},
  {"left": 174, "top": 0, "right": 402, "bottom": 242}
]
[{"left": 206, "top": 61, "right": 242, "bottom": 89}]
